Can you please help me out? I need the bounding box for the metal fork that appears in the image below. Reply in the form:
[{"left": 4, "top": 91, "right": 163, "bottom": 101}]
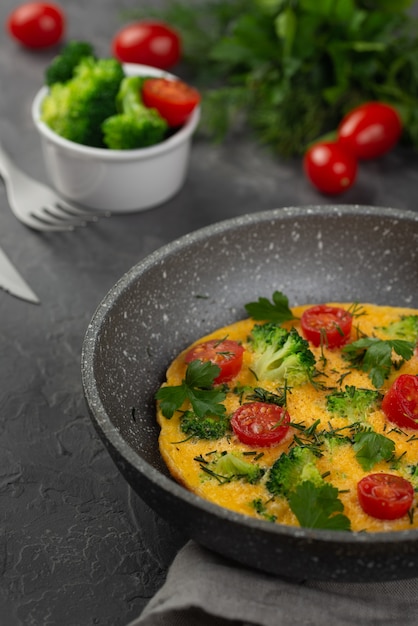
[{"left": 0, "top": 142, "right": 102, "bottom": 231}]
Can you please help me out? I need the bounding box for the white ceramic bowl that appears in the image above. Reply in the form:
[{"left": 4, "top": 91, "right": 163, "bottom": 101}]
[{"left": 31, "top": 64, "right": 200, "bottom": 213}]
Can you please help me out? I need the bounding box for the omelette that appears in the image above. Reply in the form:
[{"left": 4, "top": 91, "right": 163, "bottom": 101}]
[{"left": 155, "top": 296, "right": 418, "bottom": 533}]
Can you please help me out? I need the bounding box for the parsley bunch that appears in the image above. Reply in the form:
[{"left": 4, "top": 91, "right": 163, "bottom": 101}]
[{"left": 126, "top": 0, "right": 418, "bottom": 156}]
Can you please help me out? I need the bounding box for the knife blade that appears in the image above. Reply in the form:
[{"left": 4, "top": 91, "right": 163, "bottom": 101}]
[{"left": 0, "top": 244, "right": 39, "bottom": 303}]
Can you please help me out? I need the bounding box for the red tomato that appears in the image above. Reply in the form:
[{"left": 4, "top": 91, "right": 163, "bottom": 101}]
[
  {"left": 6, "top": 2, "right": 65, "bottom": 49},
  {"left": 111, "top": 21, "right": 181, "bottom": 70},
  {"left": 357, "top": 473, "right": 414, "bottom": 520},
  {"left": 381, "top": 374, "right": 418, "bottom": 430},
  {"left": 301, "top": 305, "right": 353, "bottom": 348},
  {"left": 231, "top": 402, "right": 290, "bottom": 447},
  {"left": 303, "top": 142, "right": 357, "bottom": 195},
  {"left": 338, "top": 102, "right": 402, "bottom": 160},
  {"left": 142, "top": 78, "right": 201, "bottom": 127},
  {"left": 185, "top": 339, "right": 244, "bottom": 384}
]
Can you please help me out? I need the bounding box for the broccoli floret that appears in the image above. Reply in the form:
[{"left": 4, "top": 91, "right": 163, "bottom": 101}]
[
  {"left": 266, "top": 446, "right": 324, "bottom": 498},
  {"left": 207, "top": 452, "right": 264, "bottom": 484},
  {"left": 45, "top": 40, "right": 96, "bottom": 86},
  {"left": 249, "top": 323, "right": 316, "bottom": 386},
  {"left": 381, "top": 315, "right": 418, "bottom": 344},
  {"left": 41, "top": 57, "right": 125, "bottom": 147},
  {"left": 180, "top": 410, "right": 229, "bottom": 440},
  {"left": 102, "top": 76, "right": 168, "bottom": 149},
  {"left": 326, "top": 385, "right": 382, "bottom": 421}
]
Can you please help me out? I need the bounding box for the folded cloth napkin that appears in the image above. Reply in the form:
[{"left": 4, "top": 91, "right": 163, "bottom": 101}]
[{"left": 129, "top": 540, "right": 418, "bottom": 626}]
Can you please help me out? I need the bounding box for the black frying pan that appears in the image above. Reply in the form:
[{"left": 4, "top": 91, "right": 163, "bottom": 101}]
[{"left": 81, "top": 205, "right": 418, "bottom": 582}]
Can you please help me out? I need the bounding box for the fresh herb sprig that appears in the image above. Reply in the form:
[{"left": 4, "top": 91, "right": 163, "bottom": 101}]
[
  {"left": 246, "top": 386, "right": 287, "bottom": 407},
  {"left": 342, "top": 337, "right": 415, "bottom": 388},
  {"left": 244, "top": 290, "right": 295, "bottom": 322},
  {"left": 125, "top": 0, "right": 418, "bottom": 157},
  {"left": 353, "top": 430, "right": 395, "bottom": 471},
  {"left": 155, "top": 360, "right": 226, "bottom": 419},
  {"left": 289, "top": 481, "right": 351, "bottom": 531}
]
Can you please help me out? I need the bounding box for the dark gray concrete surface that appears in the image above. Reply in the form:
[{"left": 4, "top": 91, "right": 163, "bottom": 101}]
[{"left": 1, "top": 1, "right": 418, "bottom": 624}]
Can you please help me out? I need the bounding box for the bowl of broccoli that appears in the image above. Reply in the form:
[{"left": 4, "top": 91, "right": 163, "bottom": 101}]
[{"left": 31, "top": 42, "right": 200, "bottom": 213}]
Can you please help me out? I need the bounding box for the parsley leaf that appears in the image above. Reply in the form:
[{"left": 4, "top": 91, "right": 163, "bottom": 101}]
[
  {"left": 288, "top": 481, "right": 351, "bottom": 531},
  {"left": 342, "top": 338, "right": 415, "bottom": 388},
  {"left": 156, "top": 360, "right": 227, "bottom": 419},
  {"left": 353, "top": 430, "right": 395, "bottom": 471},
  {"left": 244, "top": 290, "right": 296, "bottom": 322},
  {"left": 155, "top": 385, "right": 188, "bottom": 419}
]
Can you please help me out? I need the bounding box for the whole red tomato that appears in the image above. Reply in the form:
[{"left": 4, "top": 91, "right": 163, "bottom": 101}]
[
  {"left": 303, "top": 141, "right": 357, "bottom": 195},
  {"left": 337, "top": 102, "right": 402, "bottom": 160},
  {"left": 6, "top": 2, "right": 65, "bottom": 48},
  {"left": 112, "top": 21, "right": 181, "bottom": 70}
]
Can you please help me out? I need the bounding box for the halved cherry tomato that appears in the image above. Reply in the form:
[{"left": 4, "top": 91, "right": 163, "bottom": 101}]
[
  {"left": 6, "top": 2, "right": 65, "bottom": 48},
  {"left": 111, "top": 21, "right": 181, "bottom": 70},
  {"left": 231, "top": 402, "right": 290, "bottom": 447},
  {"left": 357, "top": 473, "right": 414, "bottom": 520},
  {"left": 301, "top": 305, "right": 353, "bottom": 348},
  {"left": 142, "top": 78, "right": 201, "bottom": 127},
  {"left": 185, "top": 339, "right": 244, "bottom": 384},
  {"left": 381, "top": 374, "right": 418, "bottom": 430},
  {"left": 338, "top": 102, "right": 402, "bottom": 160}
]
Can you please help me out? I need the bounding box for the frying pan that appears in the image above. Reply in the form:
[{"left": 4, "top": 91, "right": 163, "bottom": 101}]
[{"left": 81, "top": 205, "right": 418, "bottom": 582}]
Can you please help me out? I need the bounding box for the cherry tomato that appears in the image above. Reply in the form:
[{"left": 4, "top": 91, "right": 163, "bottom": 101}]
[
  {"left": 303, "top": 142, "right": 357, "bottom": 195},
  {"left": 381, "top": 374, "right": 418, "bottom": 430},
  {"left": 301, "top": 305, "right": 353, "bottom": 348},
  {"left": 111, "top": 21, "right": 181, "bottom": 70},
  {"left": 338, "top": 102, "right": 402, "bottom": 160},
  {"left": 185, "top": 339, "right": 244, "bottom": 384},
  {"left": 6, "top": 2, "right": 65, "bottom": 49},
  {"left": 142, "top": 78, "right": 201, "bottom": 127},
  {"left": 231, "top": 402, "right": 290, "bottom": 447},
  {"left": 357, "top": 473, "right": 414, "bottom": 520}
]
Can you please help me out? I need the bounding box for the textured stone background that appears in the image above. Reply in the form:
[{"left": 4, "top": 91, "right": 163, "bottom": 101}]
[{"left": 1, "top": 1, "right": 418, "bottom": 625}]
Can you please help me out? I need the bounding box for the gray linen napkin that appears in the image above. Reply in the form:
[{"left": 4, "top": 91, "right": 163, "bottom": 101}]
[{"left": 129, "top": 540, "right": 418, "bottom": 626}]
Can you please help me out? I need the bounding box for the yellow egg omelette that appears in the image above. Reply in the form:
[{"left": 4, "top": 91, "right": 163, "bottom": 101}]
[{"left": 156, "top": 298, "right": 418, "bottom": 533}]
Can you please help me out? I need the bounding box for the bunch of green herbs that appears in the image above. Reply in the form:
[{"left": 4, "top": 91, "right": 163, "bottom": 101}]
[{"left": 125, "top": 0, "right": 418, "bottom": 156}]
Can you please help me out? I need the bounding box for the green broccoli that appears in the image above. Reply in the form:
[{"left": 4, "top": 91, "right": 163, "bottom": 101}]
[
  {"left": 203, "top": 452, "right": 264, "bottom": 484},
  {"left": 180, "top": 410, "right": 229, "bottom": 440},
  {"left": 249, "top": 323, "right": 316, "bottom": 386},
  {"left": 102, "top": 76, "right": 168, "bottom": 149},
  {"left": 381, "top": 315, "right": 418, "bottom": 344},
  {"left": 326, "top": 385, "right": 382, "bottom": 421},
  {"left": 45, "top": 40, "right": 96, "bottom": 86},
  {"left": 41, "top": 57, "right": 125, "bottom": 147},
  {"left": 266, "top": 446, "right": 324, "bottom": 498},
  {"left": 266, "top": 445, "right": 351, "bottom": 530}
]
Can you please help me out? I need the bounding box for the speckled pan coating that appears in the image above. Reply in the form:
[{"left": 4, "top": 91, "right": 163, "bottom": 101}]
[{"left": 82, "top": 205, "right": 418, "bottom": 582}]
